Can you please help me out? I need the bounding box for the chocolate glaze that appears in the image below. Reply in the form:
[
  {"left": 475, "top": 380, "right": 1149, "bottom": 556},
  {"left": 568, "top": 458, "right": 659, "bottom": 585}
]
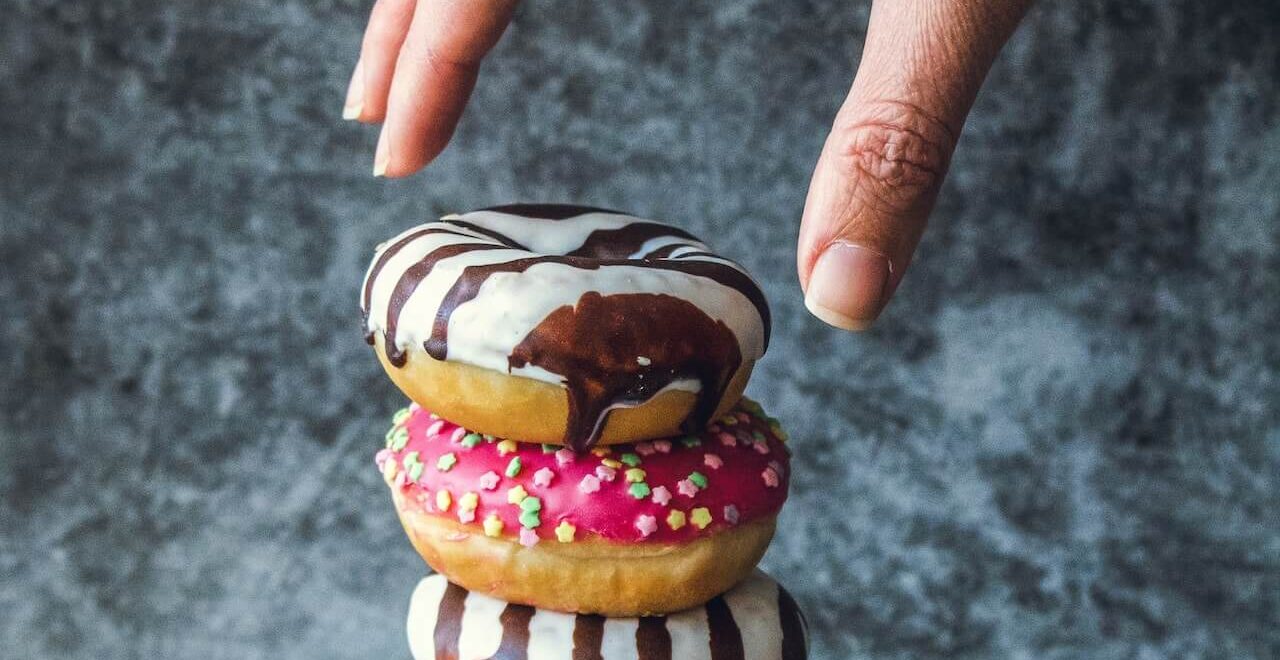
[
  {"left": 572, "top": 614, "right": 606, "bottom": 660},
  {"left": 777, "top": 586, "right": 807, "bottom": 660},
  {"left": 567, "top": 222, "right": 698, "bottom": 259},
  {"left": 705, "top": 596, "right": 745, "bottom": 660},
  {"left": 434, "top": 581, "right": 469, "bottom": 659},
  {"left": 508, "top": 292, "right": 742, "bottom": 451},
  {"left": 636, "top": 616, "right": 673, "bottom": 660},
  {"left": 489, "top": 604, "right": 535, "bottom": 659}
]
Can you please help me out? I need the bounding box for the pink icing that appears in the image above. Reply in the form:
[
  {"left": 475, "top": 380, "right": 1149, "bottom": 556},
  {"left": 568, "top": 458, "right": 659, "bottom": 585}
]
[{"left": 379, "top": 399, "right": 790, "bottom": 544}]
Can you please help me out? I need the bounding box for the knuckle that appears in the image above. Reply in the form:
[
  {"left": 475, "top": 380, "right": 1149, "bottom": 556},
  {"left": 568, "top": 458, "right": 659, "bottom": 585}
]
[{"left": 828, "top": 102, "right": 954, "bottom": 212}]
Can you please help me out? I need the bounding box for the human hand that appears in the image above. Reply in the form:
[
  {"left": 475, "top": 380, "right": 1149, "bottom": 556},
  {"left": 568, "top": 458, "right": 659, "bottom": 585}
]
[{"left": 342, "top": 0, "right": 1030, "bottom": 330}]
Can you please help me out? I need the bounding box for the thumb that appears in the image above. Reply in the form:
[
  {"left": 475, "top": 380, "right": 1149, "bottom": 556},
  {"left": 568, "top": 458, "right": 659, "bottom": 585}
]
[{"left": 798, "top": 0, "right": 1029, "bottom": 330}]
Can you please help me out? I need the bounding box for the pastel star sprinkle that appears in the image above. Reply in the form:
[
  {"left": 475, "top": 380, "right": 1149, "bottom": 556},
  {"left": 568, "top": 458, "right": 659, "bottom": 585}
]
[
  {"left": 479, "top": 471, "right": 500, "bottom": 490},
  {"left": 457, "top": 507, "right": 476, "bottom": 523},
  {"left": 392, "top": 407, "right": 412, "bottom": 425},
  {"left": 507, "top": 485, "right": 529, "bottom": 504},
  {"left": 436, "top": 452, "right": 458, "bottom": 472},
  {"left": 651, "top": 485, "right": 672, "bottom": 506},
  {"left": 635, "top": 442, "right": 656, "bottom": 456},
  {"left": 652, "top": 440, "right": 672, "bottom": 454},
  {"left": 666, "top": 510, "right": 687, "bottom": 530},
  {"left": 724, "top": 505, "right": 740, "bottom": 525},
  {"left": 762, "top": 466, "right": 780, "bottom": 488},
  {"left": 519, "top": 509, "right": 541, "bottom": 529},
  {"left": 483, "top": 514, "right": 504, "bottom": 537},
  {"left": 387, "top": 427, "right": 409, "bottom": 451},
  {"left": 703, "top": 454, "right": 724, "bottom": 470},
  {"left": 505, "top": 457, "right": 522, "bottom": 478},
  {"left": 448, "top": 427, "right": 466, "bottom": 444},
  {"left": 680, "top": 436, "right": 702, "bottom": 448},
  {"left": 718, "top": 432, "right": 737, "bottom": 447},
  {"left": 625, "top": 468, "right": 647, "bottom": 483},
  {"left": 601, "top": 458, "right": 622, "bottom": 470},
  {"left": 533, "top": 467, "right": 555, "bottom": 488},
  {"left": 460, "top": 433, "right": 482, "bottom": 448},
  {"left": 635, "top": 515, "right": 658, "bottom": 538},
  {"left": 628, "top": 482, "right": 652, "bottom": 499},
  {"left": 591, "top": 446, "right": 612, "bottom": 457},
  {"left": 753, "top": 441, "right": 771, "bottom": 455},
  {"left": 381, "top": 459, "right": 398, "bottom": 483},
  {"left": 555, "top": 449, "right": 575, "bottom": 466},
  {"left": 555, "top": 520, "right": 576, "bottom": 543},
  {"left": 374, "top": 448, "right": 392, "bottom": 468},
  {"left": 687, "top": 471, "right": 708, "bottom": 489},
  {"left": 519, "top": 496, "right": 542, "bottom": 513},
  {"left": 595, "top": 465, "right": 617, "bottom": 482},
  {"left": 435, "top": 490, "right": 452, "bottom": 512},
  {"left": 519, "top": 528, "right": 540, "bottom": 547},
  {"left": 425, "top": 420, "right": 444, "bottom": 437},
  {"left": 497, "top": 439, "right": 518, "bottom": 456},
  {"left": 691, "top": 507, "right": 712, "bottom": 529},
  {"left": 677, "top": 479, "right": 699, "bottom": 498},
  {"left": 459, "top": 492, "right": 479, "bottom": 511},
  {"left": 620, "top": 453, "right": 642, "bottom": 467},
  {"left": 578, "top": 475, "right": 601, "bottom": 494}
]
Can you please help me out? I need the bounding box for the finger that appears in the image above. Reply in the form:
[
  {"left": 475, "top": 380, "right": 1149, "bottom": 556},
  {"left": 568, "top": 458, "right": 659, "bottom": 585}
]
[
  {"left": 798, "top": 0, "right": 1030, "bottom": 330},
  {"left": 375, "top": 0, "right": 518, "bottom": 177},
  {"left": 345, "top": 0, "right": 417, "bottom": 122}
]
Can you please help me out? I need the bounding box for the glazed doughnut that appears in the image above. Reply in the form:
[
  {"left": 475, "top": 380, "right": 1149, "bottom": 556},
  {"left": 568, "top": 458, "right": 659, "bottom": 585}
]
[
  {"left": 406, "top": 570, "right": 809, "bottom": 660},
  {"left": 377, "top": 398, "right": 791, "bottom": 616},
  {"left": 361, "top": 204, "right": 771, "bottom": 450}
]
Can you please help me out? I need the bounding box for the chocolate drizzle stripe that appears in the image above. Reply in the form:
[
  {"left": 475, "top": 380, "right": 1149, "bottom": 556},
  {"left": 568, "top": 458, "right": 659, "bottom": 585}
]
[
  {"left": 442, "top": 218, "right": 530, "bottom": 250},
  {"left": 571, "top": 614, "right": 605, "bottom": 660},
  {"left": 478, "top": 203, "right": 625, "bottom": 219},
  {"left": 427, "top": 256, "right": 770, "bottom": 360},
  {"left": 488, "top": 604, "right": 535, "bottom": 659},
  {"left": 361, "top": 225, "right": 492, "bottom": 313},
  {"left": 777, "top": 586, "right": 806, "bottom": 660},
  {"left": 636, "top": 616, "right": 672, "bottom": 660},
  {"left": 566, "top": 222, "right": 699, "bottom": 260},
  {"left": 705, "top": 596, "right": 745, "bottom": 660},
  {"left": 640, "top": 243, "right": 690, "bottom": 260},
  {"left": 433, "top": 582, "right": 469, "bottom": 660},
  {"left": 382, "top": 243, "right": 512, "bottom": 367}
]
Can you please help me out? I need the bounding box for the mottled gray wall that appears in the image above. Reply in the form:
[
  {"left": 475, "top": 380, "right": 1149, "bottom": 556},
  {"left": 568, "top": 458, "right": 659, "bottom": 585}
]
[{"left": 2, "top": 1, "right": 1278, "bottom": 658}]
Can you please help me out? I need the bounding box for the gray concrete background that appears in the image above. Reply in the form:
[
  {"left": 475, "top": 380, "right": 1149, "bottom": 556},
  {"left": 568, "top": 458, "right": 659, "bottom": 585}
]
[{"left": 3, "top": 1, "right": 1279, "bottom": 658}]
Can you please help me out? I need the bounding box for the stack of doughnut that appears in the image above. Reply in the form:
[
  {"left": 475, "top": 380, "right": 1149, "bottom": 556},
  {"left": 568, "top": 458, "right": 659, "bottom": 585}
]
[{"left": 363, "top": 204, "right": 807, "bottom": 659}]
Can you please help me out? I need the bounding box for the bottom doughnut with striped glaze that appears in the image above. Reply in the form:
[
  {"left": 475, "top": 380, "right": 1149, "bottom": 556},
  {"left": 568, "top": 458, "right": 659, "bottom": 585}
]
[{"left": 406, "top": 570, "right": 807, "bottom": 660}]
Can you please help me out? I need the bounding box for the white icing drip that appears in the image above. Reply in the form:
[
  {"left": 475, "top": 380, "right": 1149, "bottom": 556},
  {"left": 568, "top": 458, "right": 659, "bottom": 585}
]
[
  {"left": 363, "top": 209, "right": 768, "bottom": 387},
  {"left": 405, "top": 571, "right": 803, "bottom": 660},
  {"left": 405, "top": 574, "right": 448, "bottom": 660},
  {"left": 629, "top": 234, "right": 706, "bottom": 259}
]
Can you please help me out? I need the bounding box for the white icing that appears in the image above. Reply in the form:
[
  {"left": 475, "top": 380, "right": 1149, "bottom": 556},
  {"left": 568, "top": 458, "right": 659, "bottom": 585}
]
[
  {"left": 404, "top": 570, "right": 805, "bottom": 660},
  {"left": 362, "top": 209, "right": 768, "bottom": 389}
]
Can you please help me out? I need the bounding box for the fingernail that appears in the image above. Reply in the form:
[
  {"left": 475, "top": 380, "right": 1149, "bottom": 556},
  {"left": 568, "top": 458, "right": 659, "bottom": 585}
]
[
  {"left": 804, "top": 241, "right": 891, "bottom": 331},
  {"left": 373, "top": 128, "right": 389, "bottom": 177},
  {"left": 343, "top": 59, "right": 365, "bottom": 121}
]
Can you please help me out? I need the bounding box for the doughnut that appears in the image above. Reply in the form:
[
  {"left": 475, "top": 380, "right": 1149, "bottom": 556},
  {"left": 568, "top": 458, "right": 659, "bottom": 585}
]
[
  {"left": 377, "top": 398, "right": 791, "bottom": 616},
  {"left": 406, "top": 570, "right": 808, "bottom": 660},
  {"left": 361, "top": 204, "right": 771, "bottom": 450}
]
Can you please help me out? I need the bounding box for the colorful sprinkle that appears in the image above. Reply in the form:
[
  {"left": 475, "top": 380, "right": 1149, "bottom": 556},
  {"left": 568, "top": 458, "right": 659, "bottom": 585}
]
[
  {"left": 457, "top": 507, "right": 476, "bottom": 524},
  {"left": 374, "top": 448, "right": 392, "bottom": 468},
  {"left": 497, "top": 439, "right": 518, "bottom": 456},
  {"left": 595, "top": 465, "right": 617, "bottom": 482},
  {"left": 653, "top": 440, "right": 673, "bottom": 454},
  {"left": 724, "top": 505, "right": 741, "bottom": 525},
  {"left": 448, "top": 427, "right": 466, "bottom": 444},
  {"left": 408, "top": 461, "right": 424, "bottom": 482},
  {"left": 666, "top": 510, "right": 687, "bottom": 530},
  {"left": 688, "top": 471, "right": 708, "bottom": 489},
  {"left": 704, "top": 454, "right": 724, "bottom": 470},
  {"left": 436, "top": 452, "right": 458, "bottom": 472},
  {"left": 691, "top": 507, "right": 713, "bottom": 529},
  {"left": 435, "top": 490, "right": 452, "bottom": 512},
  {"left": 555, "top": 520, "right": 576, "bottom": 543},
  {"left": 519, "top": 528, "right": 540, "bottom": 547},
  {"left": 425, "top": 420, "right": 445, "bottom": 437},
  {"left": 394, "top": 470, "right": 407, "bottom": 489},
  {"left": 578, "top": 475, "right": 601, "bottom": 494},
  {"left": 601, "top": 458, "right": 623, "bottom": 469},
  {"left": 680, "top": 436, "right": 702, "bottom": 448},
  {"left": 460, "top": 433, "right": 482, "bottom": 448},
  {"left": 392, "top": 407, "right": 412, "bottom": 425},
  {"left": 519, "top": 509, "right": 541, "bottom": 529},
  {"left": 635, "top": 514, "right": 658, "bottom": 538},
  {"left": 718, "top": 432, "right": 737, "bottom": 447},
  {"left": 636, "top": 355, "right": 652, "bottom": 366},
  {"left": 541, "top": 444, "right": 558, "bottom": 453},
  {"left": 651, "top": 485, "right": 672, "bottom": 506},
  {"left": 628, "top": 482, "right": 652, "bottom": 499},
  {"left": 533, "top": 467, "right": 555, "bottom": 488},
  {"left": 555, "top": 449, "right": 575, "bottom": 466},
  {"left": 635, "top": 442, "right": 656, "bottom": 456},
  {"left": 458, "top": 492, "right": 479, "bottom": 510},
  {"left": 620, "top": 453, "right": 642, "bottom": 467},
  {"left": 719, "top": 415, "right": 738, "bottom": 426},
  {"left": 478, "top": 471, "right": 500, "bottom": 490},
  {"left": 387, "top": 427, "right": 409, "bottom": 451},
  {"left": 625, "top": 468, "right": 647, "bottom": 483},
  {"left": 591, "top": 446, "right": 612, "bottom": 457},
  {"left": 762, "top": 466, "right": 780, "bottom": 488},
  {"left": 677, "top": 479, "right": 699, "bottom": 498},
  {"left": 505, "top": 457, "right": 522, "bottom": 478},
  {"left": 753, "top": 441, "right": 771, "bottom": 455},
  {"left": 519, "top": 496, "right": 542, "bottom": 513},
  {"left": 507, "top": 485, "right": 529, "bottom": 504},
  {"left": 483, "top": 514, "right": 504, "bottom": 537},
  {"left": 381, "top": 458, "right": 398, "bottom": 484}
]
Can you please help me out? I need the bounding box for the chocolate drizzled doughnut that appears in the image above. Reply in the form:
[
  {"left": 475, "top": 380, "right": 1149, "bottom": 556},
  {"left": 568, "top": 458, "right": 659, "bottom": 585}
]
[
  {"left": 406, "top": 571, "right": 808, "bottom": 660},
  {"left": 361, "top": 205, "right": 770, "bottom": 450}
]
